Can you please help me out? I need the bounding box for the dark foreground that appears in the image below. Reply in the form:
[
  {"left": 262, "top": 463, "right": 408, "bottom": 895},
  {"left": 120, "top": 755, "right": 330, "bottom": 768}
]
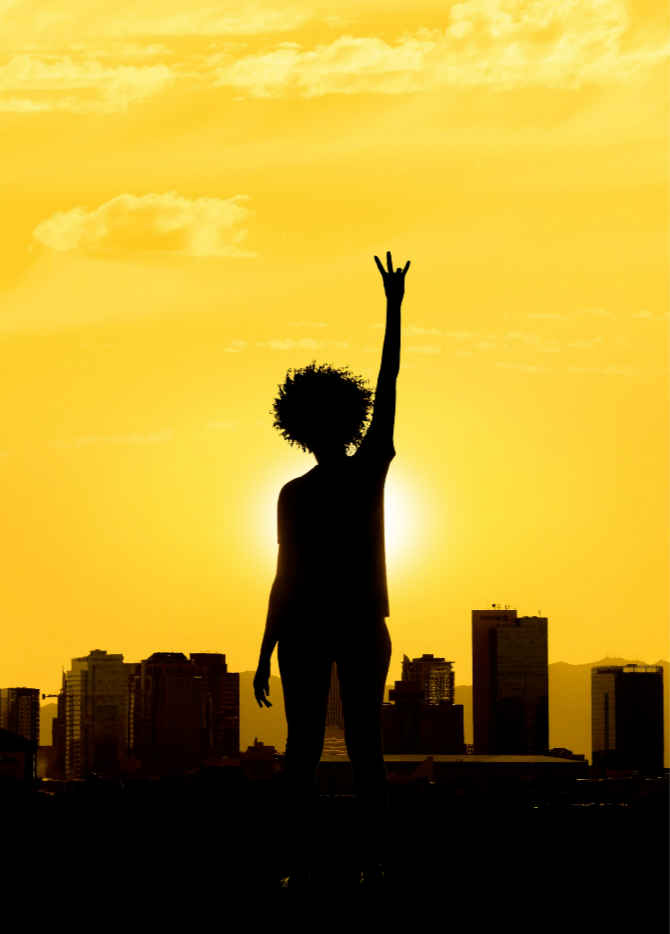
[{"left": 4, "top": 778, "right": 668, "bottom": 928}]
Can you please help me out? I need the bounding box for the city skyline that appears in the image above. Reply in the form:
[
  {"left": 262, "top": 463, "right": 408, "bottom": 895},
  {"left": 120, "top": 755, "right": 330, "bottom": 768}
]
[
  {"left": 21, "top": 639, "right": 670, "bottom": 767},
  {"left": 0, "top": 0, "right": 667, "bottom": 697}
]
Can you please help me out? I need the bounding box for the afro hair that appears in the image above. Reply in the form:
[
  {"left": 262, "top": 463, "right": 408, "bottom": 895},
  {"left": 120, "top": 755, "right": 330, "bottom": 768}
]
[{"left": 272, "top": 361, "right": 373, "bottom": 454}]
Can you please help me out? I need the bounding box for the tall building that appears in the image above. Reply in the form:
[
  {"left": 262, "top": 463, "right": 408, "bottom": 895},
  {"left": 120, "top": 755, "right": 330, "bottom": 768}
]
[
  {"left": 382, "top": 681, "right": 465, "bottom": 754},
  {"left": 472, "top": 609, "right": 548, "bottom": 754},
  {"left": 0, "top": 688, "right": 39, "bottom": 742},
  {"left": 402, "top": 654, "right": 454, "bottom": 704},
  {"left": 128, "top": 653, "right": 201, "bottom": 772},
  {"left": 190, "top": 653, "right": 240, "bottom": 760},
  {"left": 592, "top": 664, "right": 664, "bottom": 772},
  {"left": 326, "top": 663, "right": 344, "bottom": 730},
  {"left": 128, "top": 651, "right": 241, "bottom": 772},
  {"left": 60, "top": 650, "right": 135, "bottom": 779}
]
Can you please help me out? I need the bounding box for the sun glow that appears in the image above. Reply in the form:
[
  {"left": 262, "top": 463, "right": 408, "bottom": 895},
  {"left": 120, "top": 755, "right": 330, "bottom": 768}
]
[{"left": 384, "top": 473, "right": 422, "bottom": 568}]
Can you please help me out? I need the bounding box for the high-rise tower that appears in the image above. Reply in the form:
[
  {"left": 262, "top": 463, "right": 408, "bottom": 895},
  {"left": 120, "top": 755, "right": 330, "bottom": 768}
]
[
  {"left": 472, "top": 609, "right": 548, "bottom": 754},
  {"left": 0, "top": 687, "right": 39, "bottom": 742},
  {"left": 592, "top": 664, "right": 664, "bottom": 772},
  {"left": 61, "top": 649, "right": 135, "bottom": 779},
  {"left": 402, "top": 654, "right": 454, "bottom": 704}
]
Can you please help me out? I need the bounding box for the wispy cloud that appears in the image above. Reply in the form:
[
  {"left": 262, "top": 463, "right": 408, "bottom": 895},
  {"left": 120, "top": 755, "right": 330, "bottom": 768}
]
[
  {"left": 0, "top": 54, "right": 173, "bottom": 113},
  {"left": 403, "top": 324, "right": 444, "bottom": 337},
  {"left": 223, "top": 339, "right": 247, "bottom": 353},
  {"left": 212, "top": 0, "right": 667, "bottom": 97},
  {"left": 567, "top": 365, "right": 647, "bottom": 376},
  {"left": 50, "top": 429, "right": 172, "bottom": 449},
  {"left": 34, "top": 191, "right": 254, "bottom": 257},
  {"left": 257, "top": 337, "right": 324, "bottom": 350},
  {"left": 111, "top": 5, "right": 312, "bottom": 37},
  {"left": 575, "top": 308, "right": 616, "bottom": 318}
]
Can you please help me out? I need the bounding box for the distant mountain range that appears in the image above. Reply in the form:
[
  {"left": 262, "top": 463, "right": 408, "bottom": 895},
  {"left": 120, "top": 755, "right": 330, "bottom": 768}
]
[{"left": 39, "top": 657, "right": 669, "bottom": 765}]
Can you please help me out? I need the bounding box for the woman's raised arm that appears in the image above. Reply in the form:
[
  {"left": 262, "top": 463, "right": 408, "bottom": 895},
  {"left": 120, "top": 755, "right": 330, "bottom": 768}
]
[{"left": 368, "top": 251, "right": 410, "bottom": 448}]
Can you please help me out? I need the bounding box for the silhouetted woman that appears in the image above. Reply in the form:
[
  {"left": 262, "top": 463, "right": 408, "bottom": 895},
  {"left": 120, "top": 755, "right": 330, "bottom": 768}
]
[{"left": 253, "top": 252, "right": 410, "bottom": 891}]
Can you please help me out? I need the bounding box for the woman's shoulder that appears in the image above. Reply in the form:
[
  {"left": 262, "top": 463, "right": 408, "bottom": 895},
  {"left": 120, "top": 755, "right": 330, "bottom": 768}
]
[{"left": 279, "top": 467, "right": 319, "bottom": 499}]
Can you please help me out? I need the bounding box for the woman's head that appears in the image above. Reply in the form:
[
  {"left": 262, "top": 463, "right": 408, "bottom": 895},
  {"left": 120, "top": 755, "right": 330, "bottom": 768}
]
[{"left": 272, "top": 362, "right": 373, "bottom": 455}]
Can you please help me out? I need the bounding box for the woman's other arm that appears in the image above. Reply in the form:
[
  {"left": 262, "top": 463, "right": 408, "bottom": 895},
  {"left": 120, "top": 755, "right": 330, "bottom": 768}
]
[
  {"left": 369, "top": 251, "right": 410, "bottom": 448},
  {"left": 253, "top": 545, "right": 290, "bottom": 707}
]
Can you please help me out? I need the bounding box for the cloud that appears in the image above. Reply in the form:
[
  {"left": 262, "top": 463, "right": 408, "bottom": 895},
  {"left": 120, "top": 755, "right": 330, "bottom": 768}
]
[
  {"left": 33, "top": 191, "right": 254, "bottom": 257},
  {"left": 329, "top": 341, "right": 349, "bottom": 349},
  {"left": 223, "top": 339, "right": 247, "bottom": 353},
  {"left": 444, "top": 330, "right": 482, "bottom": 340},
  {"left": 403, "top": 324, "right": 444, "bottom": 337},
  {"left": 567, "top": 365, "right": 647, "bottom": 376},
  {"left": 257, "top": 337, "right": 324, "bottom": 350},
  {"left": 0, "top": 54, "right": 173, "bottom": 113},
  {"left": 113, "top": 5, "right": 311, "bottom": 37},
  {"left": 405, "top": 344, "right": 442, "bottom": 354},
  {"left": 626, "top": 311, "right": 668, "bottom": 320},
  {"left": 565, "top": 337, "right": 605, "bottom": 348},
  {"left": 51, "top": 429, "right": 172, "bottom": 449},
  {"left": 212, "top": 0, "right": 667, "bottom": 97},
  {"left": 575, "top": 308, "right": 616, "bottom": 317}
]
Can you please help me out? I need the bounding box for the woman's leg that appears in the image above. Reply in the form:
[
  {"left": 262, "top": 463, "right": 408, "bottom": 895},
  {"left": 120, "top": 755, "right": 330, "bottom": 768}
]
[
  {"left": 278, "top": 630, "right": 333, "bottom": 878},
  {"left": 336, "top": 617, "right": 392, "bottom": 874}
]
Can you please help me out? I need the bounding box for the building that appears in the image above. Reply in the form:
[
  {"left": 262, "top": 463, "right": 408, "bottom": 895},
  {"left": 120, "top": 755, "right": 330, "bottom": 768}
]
[
  {"left": 55, "top": 650, "right": 136, "bottom": 780},
  {"left": 190, "top": 653, "right": 240, "bottom": 760},
  {"left": 0, "top": 688, "right": 39, "bottom": 742},
  {"left": 382, "top": 681, "right": 465, "bottom": 754},
  {"left": 128, "top": 651, "right": 241, "bottom": 773},
  {"left": 592, "top": 664, "right": 664, "bottom": 772},
  {"left": 51, "top": 678, "right": 66, "bottom": 780},
  {"left": 402, "top": 654, "right": 454, "bottom": 704},
  {"left": 0, "top": 729, "right": 37, "bottom": 780},
  {"left": 472, "top": 609, "right": 548, "bottom": 755},
  {"left": 326, "top": 663, "right": 344, "bottom": 730},
  {"left": 240, "top": 738, "right": 278, "bottom": 778},
  {"left": 128, "top": 652, "right": 201, "bottom": 773}
]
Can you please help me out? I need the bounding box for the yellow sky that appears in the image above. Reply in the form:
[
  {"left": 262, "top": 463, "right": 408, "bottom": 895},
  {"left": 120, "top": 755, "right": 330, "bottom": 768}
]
[{"left": 0, "top": 0, "right": 667, "bottom": 694}]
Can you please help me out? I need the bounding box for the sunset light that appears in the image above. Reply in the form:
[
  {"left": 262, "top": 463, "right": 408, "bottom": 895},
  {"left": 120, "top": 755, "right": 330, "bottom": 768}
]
[{"left": 0, "top": 0, "right": 666, "bottom": 701}]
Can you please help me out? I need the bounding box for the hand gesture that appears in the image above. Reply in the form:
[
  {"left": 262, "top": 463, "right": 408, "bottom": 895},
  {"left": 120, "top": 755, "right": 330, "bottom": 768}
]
[
  {"left": 253, "top": 660, "right": 272, "bottom": 708},
  {"left": 374, "top": 251, "right": 410, "bottom": 303}
]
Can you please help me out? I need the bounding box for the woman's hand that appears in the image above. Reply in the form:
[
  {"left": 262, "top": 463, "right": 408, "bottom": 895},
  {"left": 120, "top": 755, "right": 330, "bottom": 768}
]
[
  {"left": 374, "top": 251, "right": 410, "bottom": 303},
  {"left": 253, "top": 659, "right": 273, "bottom": 708}
]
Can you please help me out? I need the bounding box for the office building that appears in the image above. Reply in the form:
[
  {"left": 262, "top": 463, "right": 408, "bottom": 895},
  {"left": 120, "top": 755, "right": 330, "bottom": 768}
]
[
  {"left": 0, "top": 687, "right": 39, "bottom": 742},
  {"left": 382, "top": 681, "right": 465, "bottom": 754},
  {"left": 0, "top": 728, "right": 37, "bottom": 779},
  {"left": 128, "top": 651, "right": 241, "bottom": 772},
  {"left": 592, "top": 664, "right": 664, "bottom": 772},
  {"left": 128, "top": 652, "right": 201, "bottom": 772},
  {"left": 402, "top": 654, "right": 455, "bottom": 704},
  {"left": 57, "top": 650, "right": 136, "bottom": 779},
  {"left": 190, "top": 653, "right": 240, "bottom": 759},
  {"left": 472, "top": 609, "right": 548, "bottom": 754}
]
